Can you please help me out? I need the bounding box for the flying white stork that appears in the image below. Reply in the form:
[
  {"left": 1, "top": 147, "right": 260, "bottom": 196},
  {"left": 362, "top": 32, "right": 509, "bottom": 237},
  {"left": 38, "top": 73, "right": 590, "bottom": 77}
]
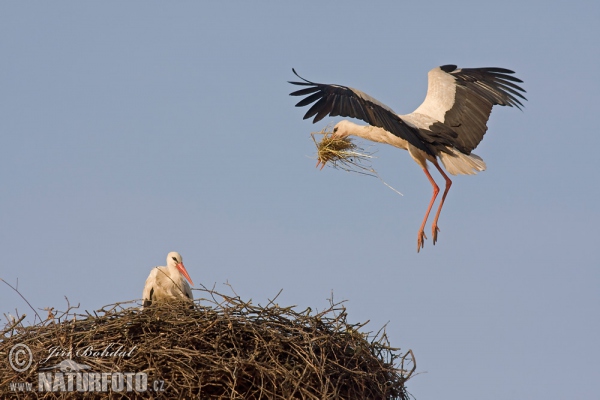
[
  {"left": 142, "top": 252, "right": 194, "bottom": 307},
  {"left": 289, "top": 64, "right": 526, "bottom": 251}
]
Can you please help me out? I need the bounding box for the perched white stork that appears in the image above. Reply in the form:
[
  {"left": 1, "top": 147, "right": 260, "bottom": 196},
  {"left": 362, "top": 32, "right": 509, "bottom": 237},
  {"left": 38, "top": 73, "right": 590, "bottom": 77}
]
[
  {"left": 142, "top": 252, "right": 194, "bottom": 307},
  {"left": 289, "top": 65, "right": 526, "bottom": 252}
]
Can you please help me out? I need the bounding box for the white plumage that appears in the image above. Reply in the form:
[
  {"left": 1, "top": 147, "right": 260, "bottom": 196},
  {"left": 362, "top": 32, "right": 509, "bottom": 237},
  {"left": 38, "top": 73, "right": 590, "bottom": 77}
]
[{"left": 142, "top": 252, "right": 194, "bottom": 307}]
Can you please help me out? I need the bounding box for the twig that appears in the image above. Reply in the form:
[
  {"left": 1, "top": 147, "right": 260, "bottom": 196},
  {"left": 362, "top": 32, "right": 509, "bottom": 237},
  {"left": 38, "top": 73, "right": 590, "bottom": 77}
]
[
  {"left": 0, "top": 314, "right": 26, "bottom": 337},
  {"left": 400, "top": 349, "right": 416, "bottom": 380},
  {"left": 0, "top": 278, "right": 42, "bottom": 323}
]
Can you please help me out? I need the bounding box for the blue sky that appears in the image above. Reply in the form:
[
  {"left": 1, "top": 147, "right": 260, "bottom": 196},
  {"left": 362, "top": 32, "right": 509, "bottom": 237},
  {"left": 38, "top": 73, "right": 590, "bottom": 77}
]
[{"left": 1, "top": 2, "right": 598, "bottom": 399}]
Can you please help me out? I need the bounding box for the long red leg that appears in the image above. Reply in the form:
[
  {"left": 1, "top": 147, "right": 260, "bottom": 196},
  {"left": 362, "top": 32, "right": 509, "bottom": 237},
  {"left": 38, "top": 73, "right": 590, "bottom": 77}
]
[
  {"left": 417, "top": 168, "right": 440, "bottom": 253},
  {"left": 431, "top": 161, "right": 452, "bottom": 245}
]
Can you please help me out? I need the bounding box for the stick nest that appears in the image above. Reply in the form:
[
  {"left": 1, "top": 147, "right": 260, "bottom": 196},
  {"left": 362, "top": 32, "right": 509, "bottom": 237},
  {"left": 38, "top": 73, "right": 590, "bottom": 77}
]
[
  {"left": 1, "top": 287, "right": 415, "bottom": 399},
  {"left": 312, "top": 128, "right": 376, "bottom": 175}
]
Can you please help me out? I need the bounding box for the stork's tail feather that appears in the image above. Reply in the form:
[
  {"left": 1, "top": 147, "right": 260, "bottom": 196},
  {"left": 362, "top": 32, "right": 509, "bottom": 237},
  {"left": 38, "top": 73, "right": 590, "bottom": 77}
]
[{"left": 439, "top": 147, "right": 486, "bottom": 175}]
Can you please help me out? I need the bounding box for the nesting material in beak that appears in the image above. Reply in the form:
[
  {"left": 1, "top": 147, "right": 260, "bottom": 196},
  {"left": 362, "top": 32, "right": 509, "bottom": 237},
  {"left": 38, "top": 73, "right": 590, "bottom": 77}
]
[
  {"left": 311, "top": 128, "right": 376, "bottom": 175},
  {"left": 309, "top": 127, "right": 404, "bottom": 196}
]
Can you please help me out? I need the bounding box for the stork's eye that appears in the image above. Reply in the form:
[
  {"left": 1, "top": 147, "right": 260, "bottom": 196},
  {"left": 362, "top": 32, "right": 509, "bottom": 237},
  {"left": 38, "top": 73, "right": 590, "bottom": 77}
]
[
  {"left": 172, "top": 257, "right": 178, "bottom": 262},
  {"left": 333, "top": 127, "right": 338, "bottom": 133}
]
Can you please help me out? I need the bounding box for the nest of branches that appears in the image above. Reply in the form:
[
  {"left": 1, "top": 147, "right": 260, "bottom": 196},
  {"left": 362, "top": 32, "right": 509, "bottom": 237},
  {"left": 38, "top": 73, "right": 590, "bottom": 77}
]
[{"left": 1, "top": 287, "right": 415, "bottom": 399}]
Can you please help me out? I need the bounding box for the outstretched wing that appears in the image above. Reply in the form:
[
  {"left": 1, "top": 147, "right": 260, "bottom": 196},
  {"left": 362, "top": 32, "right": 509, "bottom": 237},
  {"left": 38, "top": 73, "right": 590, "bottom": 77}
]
[
  {"left": 413, "top": 65, "right": 527, "bottom": 154},
  {"left": 289, "top": 69, "right": 437, "bottom": 156}
]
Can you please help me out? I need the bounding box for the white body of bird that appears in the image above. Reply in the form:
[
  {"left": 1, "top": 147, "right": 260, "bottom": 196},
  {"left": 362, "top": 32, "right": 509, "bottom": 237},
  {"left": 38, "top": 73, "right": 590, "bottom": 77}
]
[{"left": 142, "top": 252, "right": 194, "bottom": 308}]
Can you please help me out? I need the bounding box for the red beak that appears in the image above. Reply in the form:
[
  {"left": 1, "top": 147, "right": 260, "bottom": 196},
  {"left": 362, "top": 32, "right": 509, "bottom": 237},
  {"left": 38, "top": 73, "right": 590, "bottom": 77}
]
[{"left": 176, "top": 262, "right": 194, "bottom": 286}]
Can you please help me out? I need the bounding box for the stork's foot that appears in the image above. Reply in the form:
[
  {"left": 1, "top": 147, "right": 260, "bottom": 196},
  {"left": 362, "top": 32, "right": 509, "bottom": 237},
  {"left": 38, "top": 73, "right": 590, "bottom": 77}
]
[
  {"left": 432, "top": 224, "right": 440, "bottom": 245},
  {"left": 417, "top": 230, "right": 427, "bottom": 253}
]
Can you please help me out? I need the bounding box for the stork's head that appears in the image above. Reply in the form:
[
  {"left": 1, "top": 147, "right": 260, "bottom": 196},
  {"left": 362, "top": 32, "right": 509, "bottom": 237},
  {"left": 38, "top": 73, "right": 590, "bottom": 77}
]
[
  {"left": 166, "top": 251, "right": 194, "bottom": 286},
  {"left": 332, "top": 120, "right": 354, "bottom": 139}
]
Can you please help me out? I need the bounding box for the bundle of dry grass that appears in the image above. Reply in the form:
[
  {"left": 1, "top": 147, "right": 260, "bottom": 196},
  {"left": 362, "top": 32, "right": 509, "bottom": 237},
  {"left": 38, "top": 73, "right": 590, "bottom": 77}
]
[
  {"left": 311, "top": 128, "right": 404, "bottom": 197},
  {"left": 312, "top": 128, "right": 376, "bottom": 175},
  {"left": 1, "top": 287, "right": 414, "bottom": 399}
]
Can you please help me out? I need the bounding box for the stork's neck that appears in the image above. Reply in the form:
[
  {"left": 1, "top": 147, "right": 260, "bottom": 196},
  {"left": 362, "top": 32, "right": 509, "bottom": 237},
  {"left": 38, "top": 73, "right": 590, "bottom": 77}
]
[
  {"left": 335, "top": 121, "right": 408, "bottom": 150},
  {"left": 166, "top": 262, "right": 181, "bottom": 280}
]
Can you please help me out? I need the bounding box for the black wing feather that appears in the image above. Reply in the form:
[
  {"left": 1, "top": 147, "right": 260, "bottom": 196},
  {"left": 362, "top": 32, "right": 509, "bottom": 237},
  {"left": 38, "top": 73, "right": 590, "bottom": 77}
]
[
  {"left": 290, "top": 86, "right": 321, "bottom": 97},
  {"left": 451, "top": 67, "right": 527, "bottom": 110},
  {"left": 143, "top": 287, "right": 154, "bottom": 308},
  {"left": 294, "top": 92, "right": 323, "bottom": 108}
]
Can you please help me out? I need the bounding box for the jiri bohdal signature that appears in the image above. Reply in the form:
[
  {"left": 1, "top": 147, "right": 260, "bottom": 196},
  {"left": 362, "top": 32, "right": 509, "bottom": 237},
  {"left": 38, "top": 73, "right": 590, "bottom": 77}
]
[{"left": 40, "top": 343, "right": 137, "bottom": 365}]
